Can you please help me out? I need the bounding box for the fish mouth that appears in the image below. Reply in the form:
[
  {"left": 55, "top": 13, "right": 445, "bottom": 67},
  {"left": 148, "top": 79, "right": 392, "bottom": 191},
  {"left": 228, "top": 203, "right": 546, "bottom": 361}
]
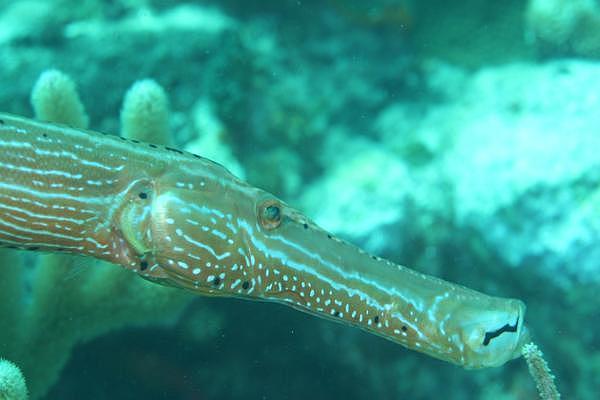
[
  {"left": 511, "top": 301, "right": 530, "bottom": 356},
  {"left": 513, "top": 312, "right": 531, "bottom": 358},
  {"left": 459, "top": 298, "right": 529, "bottom": 368},
  {"left": 495, "top": 301, "right": 530, "bottom": 365}
]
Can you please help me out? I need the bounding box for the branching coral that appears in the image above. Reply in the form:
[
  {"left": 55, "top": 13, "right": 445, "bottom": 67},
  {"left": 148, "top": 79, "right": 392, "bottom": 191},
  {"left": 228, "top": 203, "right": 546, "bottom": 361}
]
[
  {"left": 120, "top": 78, "right": 171, "bottom": 145},
  {"left": 30, "top": 69, "right": 89, "bottom": 129}
]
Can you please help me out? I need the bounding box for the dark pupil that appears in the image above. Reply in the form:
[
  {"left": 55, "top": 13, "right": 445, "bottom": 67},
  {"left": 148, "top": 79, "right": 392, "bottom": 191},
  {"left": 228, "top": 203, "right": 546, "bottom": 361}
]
[{"left": 264, "top": 205, "right": 280, "bottom": 221}]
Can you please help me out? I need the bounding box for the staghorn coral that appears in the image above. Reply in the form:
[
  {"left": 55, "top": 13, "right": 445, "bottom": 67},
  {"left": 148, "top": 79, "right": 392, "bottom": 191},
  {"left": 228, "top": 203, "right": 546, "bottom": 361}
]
[
  {"left": 120, "top": 78, "right": 171, "bottom": 145},
  {"left": 30, "top": 69, "right": 89, "bottom": 129}
]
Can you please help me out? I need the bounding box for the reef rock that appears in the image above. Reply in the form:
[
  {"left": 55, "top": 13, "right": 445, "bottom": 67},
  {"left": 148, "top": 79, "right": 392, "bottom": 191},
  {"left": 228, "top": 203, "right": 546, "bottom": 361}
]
[{"left": 303, "top": 60, "right": 600, "bottom": 286}]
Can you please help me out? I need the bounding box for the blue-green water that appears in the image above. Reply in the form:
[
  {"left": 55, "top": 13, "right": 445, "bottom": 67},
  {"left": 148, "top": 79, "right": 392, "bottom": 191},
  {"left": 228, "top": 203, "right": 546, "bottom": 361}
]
[{"left": 0, "top": 1, "right": 598, "bottom": 399}]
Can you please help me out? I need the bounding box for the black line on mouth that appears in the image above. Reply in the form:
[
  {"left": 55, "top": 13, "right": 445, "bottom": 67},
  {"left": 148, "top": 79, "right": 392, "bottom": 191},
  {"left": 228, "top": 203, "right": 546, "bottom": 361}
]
[{"left": 482, "top": 318, "right": 519, "bottom": 346}]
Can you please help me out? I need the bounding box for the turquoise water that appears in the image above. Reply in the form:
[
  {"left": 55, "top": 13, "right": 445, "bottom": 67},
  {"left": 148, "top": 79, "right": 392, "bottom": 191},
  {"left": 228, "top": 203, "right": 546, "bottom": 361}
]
[{"left": 0, "top": 1, "right": 598, "bottom": 399}]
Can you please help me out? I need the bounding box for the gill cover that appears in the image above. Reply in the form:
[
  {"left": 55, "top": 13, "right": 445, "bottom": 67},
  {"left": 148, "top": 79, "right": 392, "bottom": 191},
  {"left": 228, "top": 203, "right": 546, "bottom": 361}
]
[
  {"left": 115, "top": 179, "right": 174, "bottom": 284},
  {"left": 118, "top": 180, "right": 155, "bottom": 255}
]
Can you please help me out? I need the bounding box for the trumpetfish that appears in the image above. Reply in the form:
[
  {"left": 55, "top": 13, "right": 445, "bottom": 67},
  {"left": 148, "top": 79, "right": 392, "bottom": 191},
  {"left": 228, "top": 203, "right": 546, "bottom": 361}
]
[{"left": 0, "top": 112, "right": 529, "bottom": 369}]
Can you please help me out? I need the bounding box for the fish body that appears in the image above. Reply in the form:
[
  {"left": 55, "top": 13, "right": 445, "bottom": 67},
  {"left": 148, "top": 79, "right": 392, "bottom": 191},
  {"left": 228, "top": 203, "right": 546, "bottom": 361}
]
[{"left": 0, "top": 113, "right": 528, "bottom": 368}]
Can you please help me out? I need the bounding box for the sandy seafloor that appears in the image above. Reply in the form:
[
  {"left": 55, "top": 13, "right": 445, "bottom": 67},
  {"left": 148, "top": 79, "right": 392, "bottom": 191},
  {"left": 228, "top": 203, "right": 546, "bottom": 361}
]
[{"left": 0, "top": 0, "right": 599, "bottom": 399}]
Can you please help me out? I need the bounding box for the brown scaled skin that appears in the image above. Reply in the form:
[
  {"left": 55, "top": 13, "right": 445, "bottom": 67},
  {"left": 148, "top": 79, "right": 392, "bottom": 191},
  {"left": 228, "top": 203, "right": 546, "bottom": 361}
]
[{"left": 0, "top": 112, "right": 528, "bottom": 368}]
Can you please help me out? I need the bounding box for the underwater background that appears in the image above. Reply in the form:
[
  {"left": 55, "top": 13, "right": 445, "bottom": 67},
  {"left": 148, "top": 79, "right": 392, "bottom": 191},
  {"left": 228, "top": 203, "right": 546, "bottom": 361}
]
[{"left": 0, "top": 0, "right": 598, "bottom": 399}]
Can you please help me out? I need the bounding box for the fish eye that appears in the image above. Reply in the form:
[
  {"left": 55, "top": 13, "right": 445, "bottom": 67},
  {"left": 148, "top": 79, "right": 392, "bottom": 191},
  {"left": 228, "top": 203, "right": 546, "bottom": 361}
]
[{"left": 258, "top": 200, "right": 282, "bottom": 229}]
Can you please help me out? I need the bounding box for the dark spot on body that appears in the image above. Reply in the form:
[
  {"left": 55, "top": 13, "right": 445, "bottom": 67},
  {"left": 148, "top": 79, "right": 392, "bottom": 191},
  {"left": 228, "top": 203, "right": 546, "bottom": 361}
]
[
  {"left": 401, "top": 325, "right": 407, "bottom": 332},
  {"left": 119, "top": 136, "right": 127, "bottom": 141},
  {"left": 138, "top": 192, "right": 148, "bottom": 199},
  {"left": 242, "top": 281, "right": 250, "bottom": 290},
  {"left": 374, "top": 315, "right": 380, "bottom": 324},
  {"left": 140, "top": 261, "right": 148, "bottom": 271},
  {"left": 131, "top": 139, "right": 140, "bottom": 144},
  {"left": 42, "top": 133, "right": 48, "bottom": 138},
  {"left": 0, "top": 119, "right": 4, "bottom": 124},
  {"left": 165, "top": 146, "right": 184, "bottom": 155},
  {"left": 149, "top": 144, "right": 158, "bottom": 148},
  {"left": 213, "top": 276, "right": 221, "bottom": 286},
  {"left": 334, "top": 310, "right": 341, "bottom": 317},
  {"left": 371, "top": 255, "right": 378, "bottom": 260},
  {"left": 303, "top": 223, "right": 308, "bottom": 229}
]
